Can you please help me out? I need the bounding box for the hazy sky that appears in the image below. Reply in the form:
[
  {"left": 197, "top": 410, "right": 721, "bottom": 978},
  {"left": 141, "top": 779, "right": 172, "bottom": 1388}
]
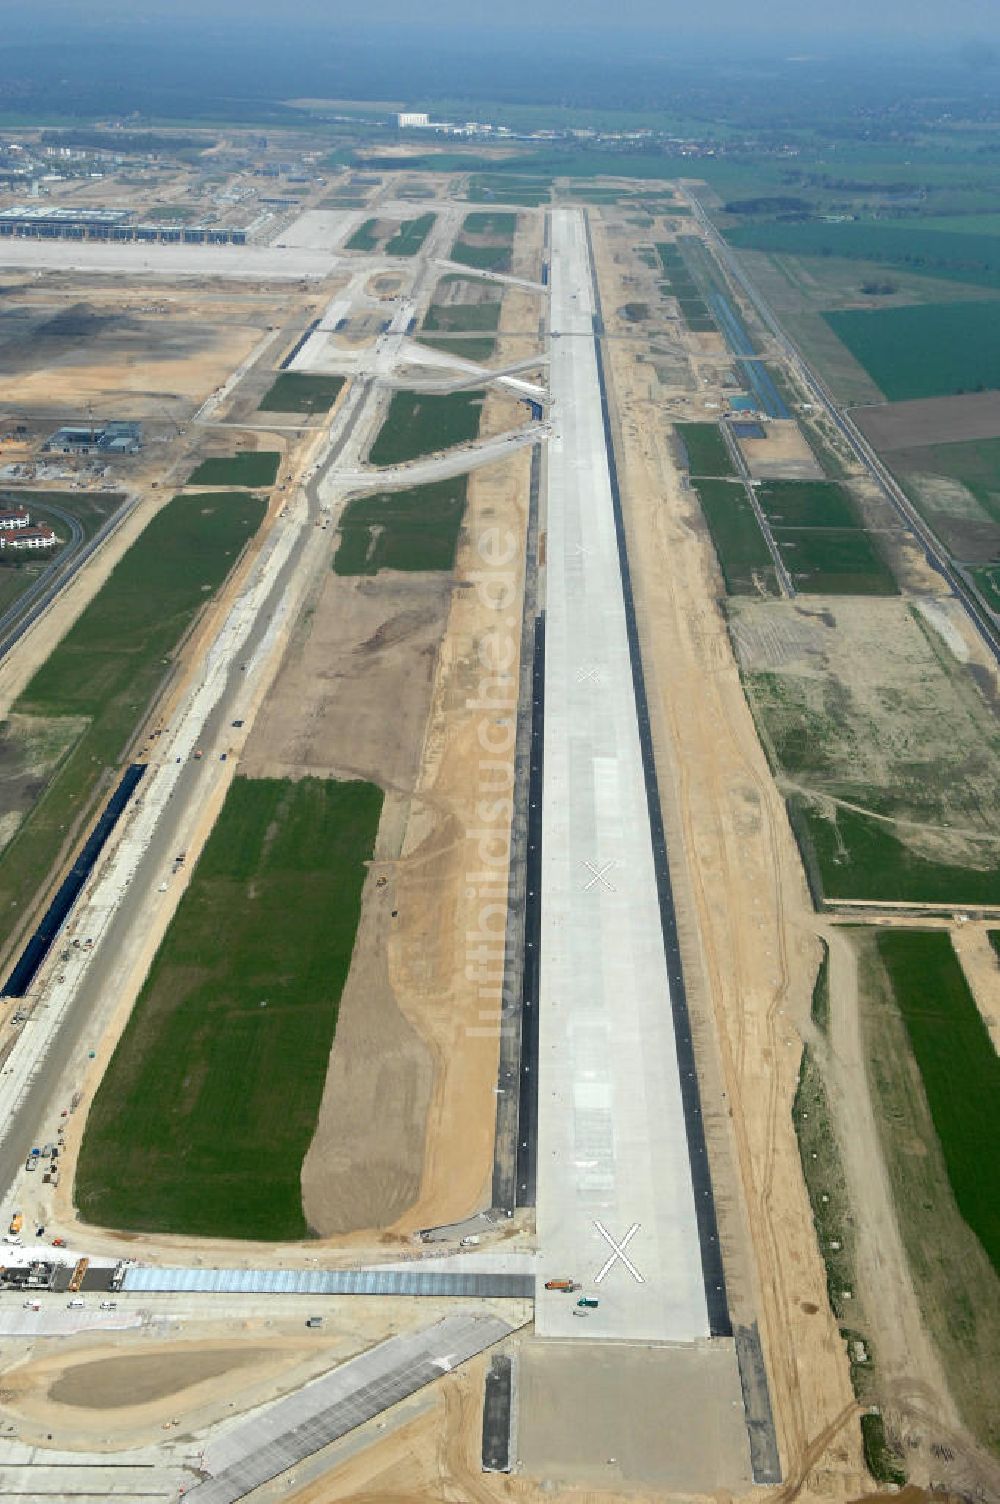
[{"left": 9, "top": 0, "right": 1000, "bottom": 39}]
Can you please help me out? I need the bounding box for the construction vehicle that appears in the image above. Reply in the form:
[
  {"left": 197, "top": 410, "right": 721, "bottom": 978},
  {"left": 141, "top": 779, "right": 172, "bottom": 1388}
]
[
  {"left": 544, "top": 1278, "right": 577, "bottom": 1292},
  {"left": 577, "top": 1297, "right": 599, "bottom": 1309},
  {"left": 8, "top": 1212, "right": 22, "bottom": 1235}
]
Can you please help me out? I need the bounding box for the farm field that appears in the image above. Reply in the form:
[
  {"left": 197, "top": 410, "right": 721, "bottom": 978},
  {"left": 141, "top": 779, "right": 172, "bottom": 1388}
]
[
  {"left": 334, "top": 476, "right": 468, "bottom": 575},
  {"left": 860, "top": 928, "right": 1000, "bottom": 1451},
  {"left": 732, "top": 596, "right": 1000, "bottom": 906},
  {"left": 726, "top": 220, "right": 1000, "bottom": 291},
  {"left": 694, "top": 477, "right": 779, "bottom": 596},
  {"left": 0, "top": 492, "right": 266, "bottom": 964},
  {"left": 258, "top": 372, "right": 346, "bottom": 414},
  {"left": 891, "top": 435, "right": 1000, "bottom": 563},
  {"left": 368, "top": 389, "right": 484, "bottom": 467},
  {"left": 854, "top": 391, "right": 1000, "bottom": 453},
  {"left": 187, "top": 452, "right": 280, "bottom": 488},
  {"left": 76, "top": 776, "right": 383, "bottom": 1240},
  {"left": 674, "top": 421, "right": 734, "bottom": 477},
  {"left": 824, "top": 301, "right": 1000, "bottom": 401}
]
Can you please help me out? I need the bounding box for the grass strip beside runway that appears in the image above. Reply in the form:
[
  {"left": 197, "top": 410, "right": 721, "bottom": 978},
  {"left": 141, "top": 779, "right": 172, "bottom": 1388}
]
[{"left": 76, "top": 776, "right": 383, "bottom": 1240}]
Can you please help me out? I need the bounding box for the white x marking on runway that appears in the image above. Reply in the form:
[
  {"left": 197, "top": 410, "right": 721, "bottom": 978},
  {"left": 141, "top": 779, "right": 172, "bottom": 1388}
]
[
  {"left": 575, "top": 665, "right": 601, "bottom": 685},
  {"left": 581, "top": 859, "right": 615, "bottom": 891},
  {"left": 594, "top": 1221, "right": 644, "bottom": 1284}
]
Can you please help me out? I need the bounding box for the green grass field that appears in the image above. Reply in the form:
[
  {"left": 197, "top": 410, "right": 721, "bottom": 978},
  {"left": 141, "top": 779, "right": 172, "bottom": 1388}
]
[
  {"left": 775, "top": 526, "right": 898, "bottom": 594},
  {"left": 345, "top": 217, "right": 379, "bottom": 252},
  {"left": 462, "top": 211, "right": 517, "bottom": 237},
  {"left": 449, "top": 240, "right": 512, "bottom": 273},
  {"left": 258, "top": 373, "right": 345, "bottom": 415},
  {"left": 694, "top": 478, "right": 779, "bottom": 596},
  {"left": 675, "top": 421, "right": 734, "bottom": 477},
  {"left": 788, "top": 796, "right": 1000, "bottom": 907},
  {"left": 0, "top": 492, "right": 265, "bottom": 960},
  {"left": 422, "top": 299, "right": 501, "bottom": 335},
  {"left": 824, "top": 301, "right": 1000, "bottom": 401},
  {"left": 384, "top": 212, "right": 436, "bottom": 257},
  {"left": 187, "top": 453, "right": 280, "bottom": 488},
  {"left": 876, "top": 931, "right": 1000, "bottom": 1276},
  {"left": 76, "top": 776, "right": 383, "bottom": 1240},
  {"left": 756, "top": 480, "right": 859, "bottom": 529},
  {"left": 368, "top": 390, "right": 484, "bottom": 467},
  {"left": 466, "top": 175, "right": 551, "bottom": 206},
  {"left": 334, "top": 477, "right": 468, "bottom": 575},
  {"left": 417, "top": 334, "right": 496, "bottom": 362}
]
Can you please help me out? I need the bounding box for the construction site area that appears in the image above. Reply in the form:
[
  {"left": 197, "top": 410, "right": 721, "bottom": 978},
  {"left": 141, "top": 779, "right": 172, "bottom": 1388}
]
[{"left": 0, "top": 120, "right": 996, "bottom": 1504}]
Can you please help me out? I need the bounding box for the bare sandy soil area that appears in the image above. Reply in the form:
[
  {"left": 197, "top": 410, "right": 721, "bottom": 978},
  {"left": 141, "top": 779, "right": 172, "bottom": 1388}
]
[
  {"left": 741, "top": 417, "right": 826, "bottom": 480},
  {"left": 297, "top": 442, "right": 530, "bottom": 1239},
  {"left": 592, "top": 215, "right": 866, "bottom": 1495}
]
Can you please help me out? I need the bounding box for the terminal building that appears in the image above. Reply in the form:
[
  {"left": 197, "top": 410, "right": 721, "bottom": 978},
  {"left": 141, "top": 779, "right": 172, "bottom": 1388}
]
[{"left": 0, "top": 206, "right": 247, "bottom": 245}]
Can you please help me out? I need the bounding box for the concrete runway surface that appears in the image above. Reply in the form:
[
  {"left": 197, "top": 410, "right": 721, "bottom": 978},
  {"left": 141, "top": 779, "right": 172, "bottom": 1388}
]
[{"left": 534, "top": 208, "right": 709, "bottom": 1344}]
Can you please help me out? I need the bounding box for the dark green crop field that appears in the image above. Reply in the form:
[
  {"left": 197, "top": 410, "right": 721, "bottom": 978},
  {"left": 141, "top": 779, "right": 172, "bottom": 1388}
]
[
  {"left": 726, "top": 220, "right": 1000, "bottom": 291},
  {"left": 876, "top": 930, "right": 1000, "bottom": 1277},
  {"left": 334, "top": 477, "right": 468, "bottom": 575},
  {"left": 462, "top": 211, "right": 517, "bottom": 237},
  {"left": 694, "top": 477, "right": 779, "bottom": 596},
  {"left": 187, "top": 452, "right": 280, "bottom": 488},
  {"left": 775, "top": 526, "right": 897, "bottom": 594},
  {"left": 824, "top": 302, "right": 1000, "bottom": 401},
  {"left": 756, "top": 479, "right": 859, "bottom": 529},
  {"left": 0, "top": 492, "right": 265, "bottom": 962},
  {"left": 258, "top": 373, "right": 345, "bottom": 414},
  {"left": 76, "top": 776, "right": 383, "bottom": 1240},
  {"left": 675, "top": 421, "right": 734, "bottom": 477},
  {"left": 368, "top": 389, "right": 484, "bottom": 467}
]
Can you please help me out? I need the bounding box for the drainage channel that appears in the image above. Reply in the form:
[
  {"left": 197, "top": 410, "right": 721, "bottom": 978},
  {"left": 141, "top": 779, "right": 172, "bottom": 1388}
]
[{"left": 2, "top": 763, "right": 147, "bottom": 999}]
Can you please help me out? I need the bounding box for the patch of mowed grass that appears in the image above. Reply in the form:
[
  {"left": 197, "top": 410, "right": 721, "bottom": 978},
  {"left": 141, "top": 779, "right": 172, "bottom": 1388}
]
[
  {"left": 368, "top": 389, "right": 484, "bottom": 467},
  {"left": 334, "top": 477, "right": 468, "bottom": 575},
  {"left": 0, "top": 493, "right": 265, "bottom": 959},
  {"left": 462, "top": 211, "right": 517, "bottom": 237},
  {"left": 675, "top": 421, "right": 734, "bottom": 477},
  {"left": 258, "top": 372, "right": 345, "bottom": 415},
  {"left": 417, "top": 334, "right": 497, "bottom": 362},
  {"left": 449, "top": 240, "right": 513, "bottom": 273},
  {"left": 187, "top": 452, "right": 280, "bottom": 488},
  {"left": 76, "top": 776, "right": 383, "bottom": 1240},
  {"left": 385, "top": 212, "right": 436, "bottom": 257},
  {"left": 756, "top": 480, "right": 860, "bottom": 530},
  {"left": 774, "top": 526, "right": 898, "bottom": 595},
  {"left": 422, "top": 300, "right": 501, "bottom": 334},
  {"left": 345, "top": 217, "right": 379, "bottom": 251},
  {"left": 824, "top": 301, "right": 1000, "bottom": 401},
  {"left": 787, "top": 795, "right": 1000, "bottom": 907},
  {"left": 694, "top": 478, "right": 779, "bottom": 596},
  {"left": 875, "top": 930, "right": 1000, "bottom": 1276}
]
